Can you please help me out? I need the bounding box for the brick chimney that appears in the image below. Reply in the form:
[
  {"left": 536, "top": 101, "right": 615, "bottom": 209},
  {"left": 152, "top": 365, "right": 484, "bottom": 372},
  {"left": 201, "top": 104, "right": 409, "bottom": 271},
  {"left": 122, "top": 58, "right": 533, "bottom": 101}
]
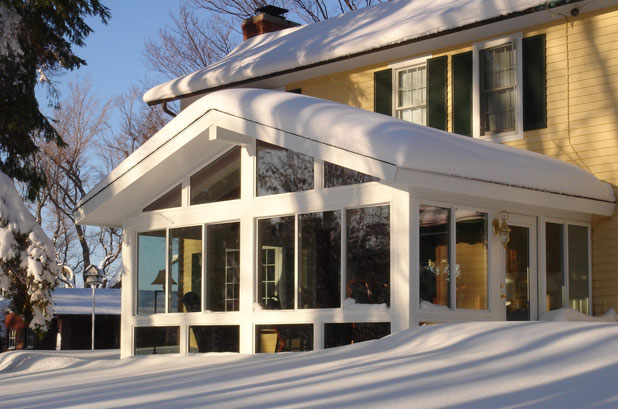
[{"left": 242, "top": 5, "right": 300, "bottom": 41}]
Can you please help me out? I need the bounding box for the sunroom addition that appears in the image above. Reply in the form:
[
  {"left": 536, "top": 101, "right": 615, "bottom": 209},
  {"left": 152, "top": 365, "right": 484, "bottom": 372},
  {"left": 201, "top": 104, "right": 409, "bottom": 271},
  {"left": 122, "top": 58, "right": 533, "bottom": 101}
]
[{"left": 75, "top": 89, "right": 614, "bottom": 357}]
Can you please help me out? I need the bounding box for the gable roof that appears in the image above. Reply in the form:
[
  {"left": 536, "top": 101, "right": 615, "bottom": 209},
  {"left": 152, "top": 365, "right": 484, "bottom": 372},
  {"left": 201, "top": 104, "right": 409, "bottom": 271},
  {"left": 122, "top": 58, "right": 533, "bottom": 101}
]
[
  {"left": 76, "top": 89, "right": 614, "bottom": 227},
  {"left": 143, "top": 0, "right": 613, "bottom": 105}
]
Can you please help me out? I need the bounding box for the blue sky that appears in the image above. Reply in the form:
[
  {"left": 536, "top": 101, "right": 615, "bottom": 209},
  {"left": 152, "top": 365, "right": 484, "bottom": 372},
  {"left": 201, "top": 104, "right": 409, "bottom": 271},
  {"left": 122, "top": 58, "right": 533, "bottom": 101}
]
[{"left": 39, "top": 0, "right": 180, "bottom": 115}]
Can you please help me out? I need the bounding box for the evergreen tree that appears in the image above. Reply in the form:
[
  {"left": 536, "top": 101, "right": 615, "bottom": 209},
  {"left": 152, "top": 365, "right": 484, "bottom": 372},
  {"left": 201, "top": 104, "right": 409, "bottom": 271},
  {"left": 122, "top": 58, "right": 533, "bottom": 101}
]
[{"left": 0, "top": 0, "right": 110, "bottom": 200}]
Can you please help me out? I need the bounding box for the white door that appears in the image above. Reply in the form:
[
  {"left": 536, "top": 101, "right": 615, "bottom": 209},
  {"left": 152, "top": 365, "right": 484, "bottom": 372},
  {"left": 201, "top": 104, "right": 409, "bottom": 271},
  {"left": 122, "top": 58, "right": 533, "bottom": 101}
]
[{"left": 501, "top": 215, "right": 537, "bottom": 321}]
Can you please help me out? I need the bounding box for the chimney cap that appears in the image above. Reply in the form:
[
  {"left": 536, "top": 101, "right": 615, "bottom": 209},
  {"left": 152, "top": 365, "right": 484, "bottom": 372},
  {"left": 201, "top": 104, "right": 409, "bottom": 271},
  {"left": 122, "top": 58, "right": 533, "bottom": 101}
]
[{"left": 255, "top": 5, "right": 289, "bottom": 18}]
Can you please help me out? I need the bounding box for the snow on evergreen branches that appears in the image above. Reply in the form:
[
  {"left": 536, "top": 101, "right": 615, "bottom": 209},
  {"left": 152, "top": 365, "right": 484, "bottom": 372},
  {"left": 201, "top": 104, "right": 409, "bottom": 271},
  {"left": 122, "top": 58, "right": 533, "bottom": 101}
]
[{"left": 0, "top": 171, "right": 58, "bottom": 332}]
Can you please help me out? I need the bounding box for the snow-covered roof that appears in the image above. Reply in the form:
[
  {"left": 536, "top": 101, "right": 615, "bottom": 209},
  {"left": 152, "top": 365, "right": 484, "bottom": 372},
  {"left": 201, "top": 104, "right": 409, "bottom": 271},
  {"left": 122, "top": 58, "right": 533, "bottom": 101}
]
[
  {"left": 52, "top": 288, "right": 121, "bottom": 315},
  {"left": 76, "top": 89, "right": 614, "bottom": 227},
  {"left": 143, "top": 0, "right": 610, "bottom": 104}
]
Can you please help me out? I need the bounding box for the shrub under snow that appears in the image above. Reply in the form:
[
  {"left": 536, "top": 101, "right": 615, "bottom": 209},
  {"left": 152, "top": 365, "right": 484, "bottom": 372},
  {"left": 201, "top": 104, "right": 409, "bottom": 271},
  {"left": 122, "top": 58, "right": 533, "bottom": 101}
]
[{"left": 0, "top": 171, "right": 58, "bottom": 332}]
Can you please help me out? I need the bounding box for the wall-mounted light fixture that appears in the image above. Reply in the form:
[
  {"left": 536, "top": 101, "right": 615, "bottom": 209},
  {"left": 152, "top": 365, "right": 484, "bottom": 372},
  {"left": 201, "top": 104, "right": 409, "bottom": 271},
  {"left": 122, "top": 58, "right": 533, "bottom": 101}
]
[{"left": 492, "top": 211, "right": 512, "bottom": 248}]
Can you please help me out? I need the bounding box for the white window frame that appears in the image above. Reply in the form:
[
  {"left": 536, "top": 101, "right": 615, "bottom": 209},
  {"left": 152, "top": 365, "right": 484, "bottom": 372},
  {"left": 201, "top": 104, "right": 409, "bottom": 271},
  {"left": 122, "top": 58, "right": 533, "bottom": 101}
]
[
  {"left": 8, "top": 328, "right": 16, "bottom": 349},
  {"left": 390, "top": 56, "right": 431, "bottom": 125},
  {"left": 538, "top": 218, "right": 592, "bottom": 317},
  {"left": 417, "top": 201, "right": 492, "bottom": 313},
  {"left": 472, "top": 33, "right": 524, "bottom": 143}
]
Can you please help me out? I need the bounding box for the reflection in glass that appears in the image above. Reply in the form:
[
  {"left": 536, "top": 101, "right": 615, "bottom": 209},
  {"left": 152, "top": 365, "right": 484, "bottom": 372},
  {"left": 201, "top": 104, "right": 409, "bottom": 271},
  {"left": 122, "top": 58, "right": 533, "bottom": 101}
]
[
  {"left": 189, "top": 326, "right": 239, "bottom": 353},
  {"left": 257, "top": 217, "right": 295, "bottom": 309},
  {"left": 190, "top": 146, "right": 241, "bottom": 205},
  {"left": 256, "top": 140, "right": 314, "bottom": 196},
  {"left": 134, "top": 326, "right": 179, "bottom": 355},
  {"left": 143, "top": 184, "right": 182, "bottom": 212},
  {"left": 324, "top": 322, "right": 390, "bottom": 348},
  {"left": 346, "top": 206, "right": 390, "bottom": 306},
  {"left": 419, "top": 205, "right": 450, "bottom": 307},
  {"left": 546, "top": 222, "right": 564, "bottom": 311},
  {"left": 255, "top": 324, "right": 313, "bottom": 353},
  {"left": 299, "top": 211, "right": 341, "bottom": 309},
  {"left": 206, "top": 222, "right": 240, "bottom": 312},
  {"left": 506, "top": 226, "right": 530, "bottom": 321},
  {"left": 568, "top": 225, "right": 589, "bottom": 314},
  {"left": 169, "top": 226, "right": 202, "bottom": 313},
  {"left": 137, "top": 230, "right": 166, "bottom": 314},
  {"left": 323, "top": 162, "right": 378, "bottom": 188},
  {"left": 455, "top": 210, "right": 488, "bottom": 310}
]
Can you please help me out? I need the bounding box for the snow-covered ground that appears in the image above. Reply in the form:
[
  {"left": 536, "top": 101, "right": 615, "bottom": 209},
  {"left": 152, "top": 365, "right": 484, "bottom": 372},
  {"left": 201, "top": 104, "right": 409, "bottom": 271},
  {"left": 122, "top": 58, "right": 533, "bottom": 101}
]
[{"left": 1, "top": 321, "right": 618, "bottom": 408}]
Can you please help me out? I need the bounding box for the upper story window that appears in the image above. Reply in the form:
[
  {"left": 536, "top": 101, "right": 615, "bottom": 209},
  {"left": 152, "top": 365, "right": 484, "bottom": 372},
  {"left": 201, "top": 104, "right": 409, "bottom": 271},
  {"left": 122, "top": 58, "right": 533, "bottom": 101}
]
[
  {"left": 256, "top": 140, "right": 314, "bottom": 196},
  {"left": 143, "top": 184, "right": 181, "bottom": 212},
  {"left": 479, "top": 41, "right": 517, "bottom": 136},
  {"left": 190, "top": 146, "right": 241, "bottom": 205},
  {"left": 323, "top": 162, "right": 378, "bottom": 188},
  {"left": 395, "top": 64, "right": 427, "bottom": 125},
  {"left": 473, "top": 34, "right": 524, "bottom": 142}
]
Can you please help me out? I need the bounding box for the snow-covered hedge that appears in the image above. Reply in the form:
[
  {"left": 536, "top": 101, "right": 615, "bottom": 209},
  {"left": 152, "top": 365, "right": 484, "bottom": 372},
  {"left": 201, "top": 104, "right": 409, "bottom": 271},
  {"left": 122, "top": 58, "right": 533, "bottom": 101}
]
[{"left": 0, "top": 171, "right": 58, "bottom": 332}]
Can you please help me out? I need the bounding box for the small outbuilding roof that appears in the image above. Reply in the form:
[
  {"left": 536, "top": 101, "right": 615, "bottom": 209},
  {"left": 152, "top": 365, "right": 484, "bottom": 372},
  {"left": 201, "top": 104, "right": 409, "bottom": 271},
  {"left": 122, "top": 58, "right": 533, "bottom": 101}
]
[
  {"left": 52, "top": 288, "right": 121, "bottom": 316},
  {"left": 76, "top": 89, "right": 614, "bottom": 227},
  {"left": 143, "top": 0, "right": 610, "bottom": 104}
]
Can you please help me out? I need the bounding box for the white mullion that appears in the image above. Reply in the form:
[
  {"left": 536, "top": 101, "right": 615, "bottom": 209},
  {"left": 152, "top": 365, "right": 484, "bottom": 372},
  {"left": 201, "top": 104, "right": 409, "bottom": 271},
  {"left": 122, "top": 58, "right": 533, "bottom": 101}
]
[
  {"left": 563, "top": 222, "right": 569, "bottom": 309},
  {"left": 165, "top": 230, "right": 170, "bottom": 314},
  {"left": 449, "top": 206, "right": 457, "bottom": 309},
  {"left": 294, "top": 214, "right": 299, "bottom": 311},
  {"left": 341, "top": 208, "right": 347, "bottom": 309}
]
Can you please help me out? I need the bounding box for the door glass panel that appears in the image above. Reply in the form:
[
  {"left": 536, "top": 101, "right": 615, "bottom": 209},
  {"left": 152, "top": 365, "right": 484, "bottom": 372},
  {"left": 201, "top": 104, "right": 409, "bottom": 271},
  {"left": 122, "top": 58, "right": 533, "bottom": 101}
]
[
  {"left": 568, "top": 225, "right": 589, "bottom": 314},
  {"left": 545, "top": 223, "right": 564, "bottom": 311},
  {"left": 455, "top": 210, "right": 488, "bottom": 310},
  {"left": 506, "top": 226, "right": 530, "bottom": 321}
]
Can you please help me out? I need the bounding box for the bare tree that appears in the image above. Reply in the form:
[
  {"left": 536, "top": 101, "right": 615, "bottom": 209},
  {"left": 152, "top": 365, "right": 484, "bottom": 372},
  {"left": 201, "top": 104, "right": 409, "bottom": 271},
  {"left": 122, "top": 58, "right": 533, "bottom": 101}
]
[
  {"left": 37, "top": 79, "right": 123, "bottom": 287},
  {"left": 144, "top": 3, "right": 236, "bottom": 79}
]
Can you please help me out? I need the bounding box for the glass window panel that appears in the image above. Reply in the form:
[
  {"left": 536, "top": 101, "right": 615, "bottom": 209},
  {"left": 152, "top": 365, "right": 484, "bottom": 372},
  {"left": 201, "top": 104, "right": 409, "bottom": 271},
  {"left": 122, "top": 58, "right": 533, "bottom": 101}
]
[
  {"left": 169, "top": 226, "right": 202, "bottom": 313},
  {"left": 143, "top": 184, "right": 181, "bottom": 212},
  {"left": 256, "top": 140, "right": 314, "bottom": 196},
  {"left": 323, "top": 322, "right": 390, "bottom": 349},
  {"left": 190, "top": 146, "right": 241, "bottom": 205},
  {"left": 137, "top": 230, "right": 167, "bottom": 314},
  {"left": 255, "top": 324, "right": 313, "bottom": 353},
  {"left": 506, "top": 226, "right": 530, "bottom": 321},
  {"left": 189, "top": 325, "right": 239, "bottom": 353},
  {"left": 134, "top": 326, "right": 179, "bottom": 355},
  {"left": 455, "top": 210, "right": 488, "bottom": 310},
  {"left": 546, "top": 222, "right": 564, "bottom": 311},
  {"left": 568, "top": 225, "right": 589, "bottom": 314},
  {"left": 346, "top": 205, "right": 390, "bottom": 306},
  {"left": 480, "top": 42, "right": 516, "bottom": 135},
  {"left": 205, "top": 222, "right": 240, "bottom": 312},
  {"left": 323, "top": 162, "right": 378, "bottom": 188},
  {"left": 299, "top": 211, "right": 341, "bottom": 309},
  {"left": 396, "top": 65, "right": 427, "bottom": 125},
  {"left": 257, "top": 216, "right": 295, "bottom": 309},
  {"left": 419, "top": 205, "right": 450, "bottom": 308}
]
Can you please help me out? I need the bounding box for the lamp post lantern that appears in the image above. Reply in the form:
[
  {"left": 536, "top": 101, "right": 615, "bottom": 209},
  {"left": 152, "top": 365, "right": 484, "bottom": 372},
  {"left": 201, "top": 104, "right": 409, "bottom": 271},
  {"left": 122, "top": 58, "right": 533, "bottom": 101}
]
[{"left": 83, "top": 265, "right": 103, "bottom": 351}]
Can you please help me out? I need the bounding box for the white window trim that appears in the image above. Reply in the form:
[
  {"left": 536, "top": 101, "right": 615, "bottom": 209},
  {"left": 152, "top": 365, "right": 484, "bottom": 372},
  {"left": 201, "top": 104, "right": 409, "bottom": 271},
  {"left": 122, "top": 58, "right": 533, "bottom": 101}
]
[
  {"left": 538, "top": 218, "right": 592, "bottom": 317},
  {"left": 8, "top": 328, "right": 16, "bottom": 349},
  {"left": 472, "top": 33, "right": 524, "bottom": 143},
  {"left": 389, "top": 55, "right": 431, "bottom": 122}
]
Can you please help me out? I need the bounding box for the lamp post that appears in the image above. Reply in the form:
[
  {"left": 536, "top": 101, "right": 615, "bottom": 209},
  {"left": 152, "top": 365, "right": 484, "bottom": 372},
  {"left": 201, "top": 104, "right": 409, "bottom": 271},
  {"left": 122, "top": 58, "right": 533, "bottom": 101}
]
[{"left": 83, "top": 265, "right": 103, "bottom": 351}]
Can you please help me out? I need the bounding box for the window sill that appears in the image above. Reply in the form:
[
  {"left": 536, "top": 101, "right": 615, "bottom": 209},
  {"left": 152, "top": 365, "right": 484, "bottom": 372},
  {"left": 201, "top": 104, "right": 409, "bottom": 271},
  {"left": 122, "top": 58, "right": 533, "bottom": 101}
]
[{"left": 476, "top": 130, "right": 524, "bottom": 144}]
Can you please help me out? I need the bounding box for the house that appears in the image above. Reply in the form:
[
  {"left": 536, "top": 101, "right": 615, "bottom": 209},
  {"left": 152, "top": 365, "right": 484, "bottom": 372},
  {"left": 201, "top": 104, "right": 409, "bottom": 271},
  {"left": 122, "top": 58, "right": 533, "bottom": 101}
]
[
  {"left": 75, "top": 0, "right": 618, "bottom": 357},
  {"left": 2, "top": 288, "right": 121, "bottom": 351}
]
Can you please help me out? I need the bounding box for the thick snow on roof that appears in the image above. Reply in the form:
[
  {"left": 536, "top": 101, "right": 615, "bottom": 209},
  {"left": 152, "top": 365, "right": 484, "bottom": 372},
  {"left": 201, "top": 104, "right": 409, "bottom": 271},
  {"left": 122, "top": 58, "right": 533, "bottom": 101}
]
[
  {"left": 144, "top": 0, "right": 549, "bottom": 103},
  {"left": 2, "top": 321, "right": 618, "bottom": 408},
  {"left": 52, "top": 288, "right": 120, "bottom": 315},
  {"left": 139, "top": 89, "right": 614, "bottom": 203}
]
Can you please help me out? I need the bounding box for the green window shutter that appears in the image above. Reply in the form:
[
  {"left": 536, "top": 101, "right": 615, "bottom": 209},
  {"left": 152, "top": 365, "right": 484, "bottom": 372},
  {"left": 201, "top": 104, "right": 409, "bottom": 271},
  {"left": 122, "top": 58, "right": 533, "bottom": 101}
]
[
  {"left": 374, "top": 68, "right": 392, "bottom": 116},
  {"left": 452, "top": 51, "right": 473, "bottom": 136},
  {"left": 288, "top": 88, "right": 302, "bottom": 94},
  {"left": 427, "top": 56, "right": 448, "bottom": 130},
  {"left": 523, "top": 34, "right": 547, "bottom": 131}
]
